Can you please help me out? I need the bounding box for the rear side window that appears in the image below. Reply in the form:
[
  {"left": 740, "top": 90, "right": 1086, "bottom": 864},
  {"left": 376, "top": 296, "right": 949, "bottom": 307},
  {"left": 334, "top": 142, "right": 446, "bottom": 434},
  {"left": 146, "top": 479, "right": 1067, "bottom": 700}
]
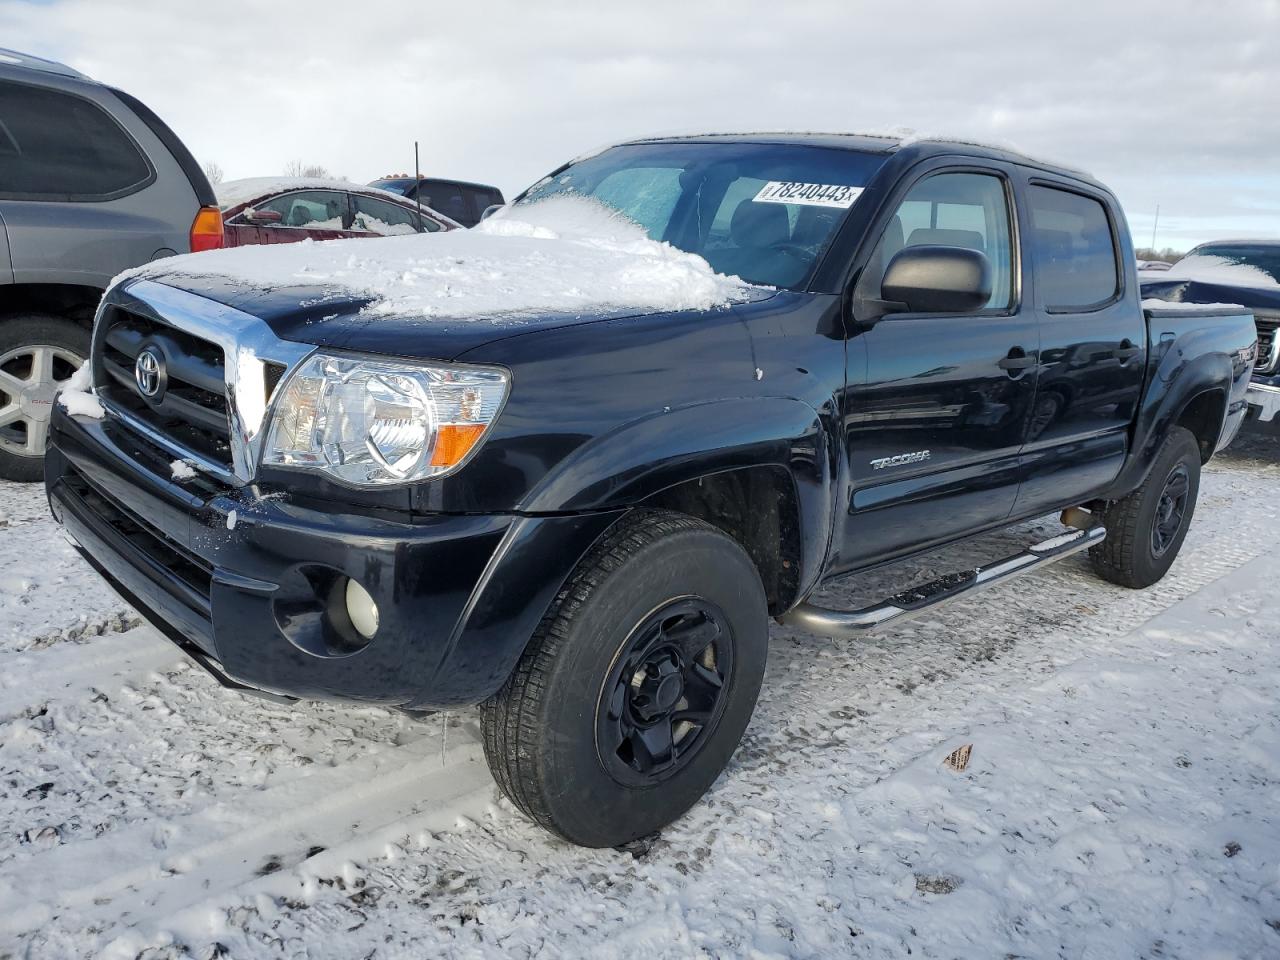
[
  {"left": 418, "top": 181, "right": 467, "bottom": 223},
  {"left": 1029, "top": 185, "right": 1119, "bottom": 310},
  {"left": 0, "top": 80, "right": 153, "bottom": 201},
  {"left": 352, "top": 194, "right": 438, "bottom": 234},
  {"left": 467, "top": 187, "right": 503, "bottom": 221}
]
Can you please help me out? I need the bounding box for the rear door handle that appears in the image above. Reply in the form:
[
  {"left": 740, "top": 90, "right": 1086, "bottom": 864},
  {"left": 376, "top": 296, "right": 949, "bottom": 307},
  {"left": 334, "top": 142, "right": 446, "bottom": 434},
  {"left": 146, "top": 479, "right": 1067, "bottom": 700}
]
[
  {"left": 998, "top": 348, "right": 1036, "bottom": 373},
  {"left": 1113, "top": 339, "right": 1142, "bottom": 361}
]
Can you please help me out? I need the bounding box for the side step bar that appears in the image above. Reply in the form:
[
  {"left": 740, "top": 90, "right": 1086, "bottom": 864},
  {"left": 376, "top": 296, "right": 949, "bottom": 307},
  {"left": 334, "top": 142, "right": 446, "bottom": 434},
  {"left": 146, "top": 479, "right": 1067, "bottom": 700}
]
[{"left": 779, "top": 521, "right": 1105, "bottom": 639}]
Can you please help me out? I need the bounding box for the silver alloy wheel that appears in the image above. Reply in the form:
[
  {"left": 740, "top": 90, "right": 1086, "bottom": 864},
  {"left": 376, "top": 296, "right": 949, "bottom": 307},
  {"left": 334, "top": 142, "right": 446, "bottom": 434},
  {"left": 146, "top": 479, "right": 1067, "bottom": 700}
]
[{"left": 0, "top": 344, "right": 85, "bottom": 459}]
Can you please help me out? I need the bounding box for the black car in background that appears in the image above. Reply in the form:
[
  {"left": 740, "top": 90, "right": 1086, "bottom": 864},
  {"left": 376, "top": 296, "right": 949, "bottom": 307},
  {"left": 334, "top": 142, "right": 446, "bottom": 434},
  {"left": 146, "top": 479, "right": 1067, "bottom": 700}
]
[
  {"left": 368, "top": 175, "right": 504, "bottom": 227},
  {"left": 1142, "top": 239, "right": 1280, "bottom": 423}
]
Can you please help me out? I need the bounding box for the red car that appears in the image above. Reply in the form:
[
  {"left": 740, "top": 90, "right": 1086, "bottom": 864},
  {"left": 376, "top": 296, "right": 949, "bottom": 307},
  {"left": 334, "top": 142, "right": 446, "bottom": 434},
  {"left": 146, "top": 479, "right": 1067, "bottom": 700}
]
[{"left": 214, "top": 178, "right": 457, "bottom": 247}]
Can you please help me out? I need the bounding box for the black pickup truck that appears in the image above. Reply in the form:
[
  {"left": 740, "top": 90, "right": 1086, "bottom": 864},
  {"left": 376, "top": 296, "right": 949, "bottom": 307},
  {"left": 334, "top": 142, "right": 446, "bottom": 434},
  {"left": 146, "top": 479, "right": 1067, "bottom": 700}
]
[{"left": 45, "top": 133, "right": 1256, "bottom": 848}]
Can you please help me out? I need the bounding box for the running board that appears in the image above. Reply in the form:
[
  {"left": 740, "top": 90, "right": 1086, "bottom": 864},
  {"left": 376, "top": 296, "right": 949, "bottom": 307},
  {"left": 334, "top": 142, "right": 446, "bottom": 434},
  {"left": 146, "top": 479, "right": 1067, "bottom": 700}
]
[{"left": 779, "top": 523, "right": 1105, "bottom": 639}]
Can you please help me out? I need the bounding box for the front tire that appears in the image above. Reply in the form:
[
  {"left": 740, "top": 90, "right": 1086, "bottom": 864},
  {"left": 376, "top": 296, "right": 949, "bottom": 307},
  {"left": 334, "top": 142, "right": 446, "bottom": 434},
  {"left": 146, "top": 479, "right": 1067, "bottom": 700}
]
[
  {"left": 1089, "top": 426, "right": 1201, "bottom": 588},
  {"left": 480, "top": 510, "right": 769, "bottom": 847}
]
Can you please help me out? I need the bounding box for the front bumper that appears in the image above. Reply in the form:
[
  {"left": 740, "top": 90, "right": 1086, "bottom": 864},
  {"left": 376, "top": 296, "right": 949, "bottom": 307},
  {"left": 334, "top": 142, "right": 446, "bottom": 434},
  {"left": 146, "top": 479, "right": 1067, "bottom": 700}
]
[
  {"left": 45, "top": 405, "right": 617, "bottom": 708},
  {"left": 1247, "top": 379, "right": 1280, "bottom": 423}
]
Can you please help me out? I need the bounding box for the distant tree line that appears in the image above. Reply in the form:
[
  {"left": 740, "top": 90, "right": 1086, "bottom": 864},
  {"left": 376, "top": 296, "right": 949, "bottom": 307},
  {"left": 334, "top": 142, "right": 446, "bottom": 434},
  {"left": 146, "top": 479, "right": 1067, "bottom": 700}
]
[
  {"left": 1134, "top": 247, "right": 1186, "bottom": 263},
  {"left": 285, "top": 160, "right": 346, "bottom": 180}
]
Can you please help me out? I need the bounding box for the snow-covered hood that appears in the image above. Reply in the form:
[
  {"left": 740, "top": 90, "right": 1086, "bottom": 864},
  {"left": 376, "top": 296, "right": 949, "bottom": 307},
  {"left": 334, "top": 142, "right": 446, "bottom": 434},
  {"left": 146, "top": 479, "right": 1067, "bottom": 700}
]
[
  {"left": 1141, "top": 254, "right": 1280, "bottom": 316},
  {"left": 124, "top": 196, "right": 768, "bottom": 360}
]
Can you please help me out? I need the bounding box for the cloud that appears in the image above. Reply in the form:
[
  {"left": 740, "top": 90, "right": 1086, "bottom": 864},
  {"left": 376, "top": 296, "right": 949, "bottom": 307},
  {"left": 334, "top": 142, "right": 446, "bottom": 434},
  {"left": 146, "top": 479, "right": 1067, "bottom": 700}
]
[{"left": 4, "top": 0, "right": 1279, "bottom": 249}]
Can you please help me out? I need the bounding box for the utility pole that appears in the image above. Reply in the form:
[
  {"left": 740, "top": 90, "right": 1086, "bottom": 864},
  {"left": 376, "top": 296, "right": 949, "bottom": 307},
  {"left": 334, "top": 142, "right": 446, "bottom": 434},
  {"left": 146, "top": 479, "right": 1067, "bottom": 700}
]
[
  {"left": 414, "top": 140, "right": 424, "bottom": 233},
  {"left": 1150, "top": 204, "right": 1160, "bottom": 253}
]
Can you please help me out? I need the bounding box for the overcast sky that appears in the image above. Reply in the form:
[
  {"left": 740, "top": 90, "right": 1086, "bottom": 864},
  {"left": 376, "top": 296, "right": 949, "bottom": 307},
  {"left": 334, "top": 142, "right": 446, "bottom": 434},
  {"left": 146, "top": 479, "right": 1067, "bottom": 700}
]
[{"left": 5, "top": 0, "right": 1278, "bottom": 251}]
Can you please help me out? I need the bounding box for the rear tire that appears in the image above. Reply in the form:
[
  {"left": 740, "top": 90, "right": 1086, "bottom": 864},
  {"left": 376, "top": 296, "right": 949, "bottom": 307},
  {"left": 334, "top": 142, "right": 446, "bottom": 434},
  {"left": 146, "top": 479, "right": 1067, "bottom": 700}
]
[
  {"left": 480, "top": 509, "right": 769, "bottom": 847},
  {"left": 1089, "top": 426, "right": 1201, "bottom": 588},
  {"left": 0, "top": 314, "right": 90, "bottom": 482}
]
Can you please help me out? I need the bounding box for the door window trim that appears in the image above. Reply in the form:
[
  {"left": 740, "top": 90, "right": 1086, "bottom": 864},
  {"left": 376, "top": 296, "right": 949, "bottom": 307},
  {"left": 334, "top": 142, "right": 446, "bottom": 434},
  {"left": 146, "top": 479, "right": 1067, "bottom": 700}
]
[
  {"left": 1025, "top": 176, "right": 1125, "bottom": 315},
  {"left": 852, "top": 161, "right": 1023, "bottom": 322}
]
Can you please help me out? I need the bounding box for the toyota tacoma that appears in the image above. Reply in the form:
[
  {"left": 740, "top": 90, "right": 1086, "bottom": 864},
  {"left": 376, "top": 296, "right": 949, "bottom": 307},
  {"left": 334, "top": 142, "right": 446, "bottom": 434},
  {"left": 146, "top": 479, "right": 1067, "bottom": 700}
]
[{"left": 45, "top": 133, "right": 1257, "bottom": 847}]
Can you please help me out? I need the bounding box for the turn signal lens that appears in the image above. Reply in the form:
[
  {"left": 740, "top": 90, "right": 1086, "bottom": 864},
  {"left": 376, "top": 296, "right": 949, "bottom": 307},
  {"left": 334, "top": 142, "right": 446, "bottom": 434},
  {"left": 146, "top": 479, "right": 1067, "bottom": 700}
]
[
  {"left": 189, "top": 205, "right": 224, "bottom": 252},
  {"left": 430, "top": 423, "right": 487, "bottom": 467}
]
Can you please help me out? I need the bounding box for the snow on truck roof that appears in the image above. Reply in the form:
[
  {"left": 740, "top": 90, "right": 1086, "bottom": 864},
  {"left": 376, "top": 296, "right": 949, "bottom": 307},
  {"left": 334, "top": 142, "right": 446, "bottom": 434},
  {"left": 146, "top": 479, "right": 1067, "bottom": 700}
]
[
  {"left": 620, "top": 129, "right": 1093, "bottom": 177},
  {"left": 126, "top": 195, "right": 759, "bottom": 320}
]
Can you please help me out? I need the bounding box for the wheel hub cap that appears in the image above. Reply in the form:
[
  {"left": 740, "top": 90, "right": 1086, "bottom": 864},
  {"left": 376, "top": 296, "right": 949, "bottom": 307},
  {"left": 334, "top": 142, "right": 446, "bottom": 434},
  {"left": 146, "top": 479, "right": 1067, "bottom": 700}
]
[
  {"left": 597, "top": 598, "right": 734, "bottom": 786},
  {"left": 1151, "top": 462, "right": 1189, "bottom": 557},
  {"left": 0, "top": 344, "right": 85, "bottom": 459}
]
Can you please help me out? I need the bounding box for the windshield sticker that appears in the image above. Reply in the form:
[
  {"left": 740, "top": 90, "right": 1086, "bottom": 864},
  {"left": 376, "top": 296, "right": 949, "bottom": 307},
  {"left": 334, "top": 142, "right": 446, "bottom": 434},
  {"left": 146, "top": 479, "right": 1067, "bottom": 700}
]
[{"left": 753, "top": 181, "right": 863, "bottom": 209}]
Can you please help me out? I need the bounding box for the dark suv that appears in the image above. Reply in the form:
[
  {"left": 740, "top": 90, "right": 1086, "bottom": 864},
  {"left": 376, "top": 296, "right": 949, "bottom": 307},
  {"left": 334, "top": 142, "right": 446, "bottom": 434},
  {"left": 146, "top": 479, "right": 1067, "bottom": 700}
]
[
  {"left": 368, "top": 175, "right": 504, "bottom": 227},
  {"left": 0, "top": 48, "right": 220, "bottom": 480}
]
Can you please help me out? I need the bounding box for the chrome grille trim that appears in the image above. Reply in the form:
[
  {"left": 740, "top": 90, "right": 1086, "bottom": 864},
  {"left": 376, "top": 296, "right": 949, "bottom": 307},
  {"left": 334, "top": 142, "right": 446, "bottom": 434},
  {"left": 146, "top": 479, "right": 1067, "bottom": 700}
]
[
  {"left": 1254, "top": 314, "right": 1278, "bottom": 375},
  {"left": 92, "top": 279, "right": 314, "bottom": 485}
]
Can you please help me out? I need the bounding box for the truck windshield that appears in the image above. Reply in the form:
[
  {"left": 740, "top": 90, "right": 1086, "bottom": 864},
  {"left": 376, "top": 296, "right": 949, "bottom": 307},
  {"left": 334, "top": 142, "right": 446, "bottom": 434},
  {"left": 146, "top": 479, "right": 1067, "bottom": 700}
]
[
  {"left": 518, "top": 141, "right": 886, "bottom": 289},
  {"left": 1182, "top": 244, "right": 1280, "bottom": 284},
  {"left": 369, "top": 179, "right": 414, "bottom": 196}
]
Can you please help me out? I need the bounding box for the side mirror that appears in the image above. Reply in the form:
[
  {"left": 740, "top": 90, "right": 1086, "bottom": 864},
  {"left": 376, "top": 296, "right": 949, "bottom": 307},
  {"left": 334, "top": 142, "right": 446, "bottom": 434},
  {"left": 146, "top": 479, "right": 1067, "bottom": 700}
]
[
  {"left": 880, "top": 245, "right": 993, "bottom": 314},
  {"left": 243, "top": 208, "right": 283, "bottom": 225},
  {"left": 480, "top": 204, "right": 504, "bottom": 221}
]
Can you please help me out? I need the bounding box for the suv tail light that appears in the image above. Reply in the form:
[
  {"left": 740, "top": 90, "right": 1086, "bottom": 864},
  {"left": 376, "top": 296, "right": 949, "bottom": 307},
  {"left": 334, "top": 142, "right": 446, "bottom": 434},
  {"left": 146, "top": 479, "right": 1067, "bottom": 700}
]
[{"left": 189, "top": 206, "right": 224, "bottom": 252}]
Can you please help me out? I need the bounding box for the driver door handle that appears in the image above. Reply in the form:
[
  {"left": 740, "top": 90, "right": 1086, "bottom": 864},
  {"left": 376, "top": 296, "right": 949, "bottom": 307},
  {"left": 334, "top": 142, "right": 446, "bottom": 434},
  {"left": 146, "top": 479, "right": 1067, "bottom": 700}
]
[
  {"left": 998, "top": 348, "right": 1036, "bottom": 373},
  {"left": 1113, "top": 339, "right": 1142, "bottom": 361}
]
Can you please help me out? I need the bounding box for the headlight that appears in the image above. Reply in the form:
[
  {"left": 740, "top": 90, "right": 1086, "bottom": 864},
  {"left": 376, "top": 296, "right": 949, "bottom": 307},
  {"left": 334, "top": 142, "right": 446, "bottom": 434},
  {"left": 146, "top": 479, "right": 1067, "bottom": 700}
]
[{"left": 262, "top": 353, "right": 509, "bottom": 486}]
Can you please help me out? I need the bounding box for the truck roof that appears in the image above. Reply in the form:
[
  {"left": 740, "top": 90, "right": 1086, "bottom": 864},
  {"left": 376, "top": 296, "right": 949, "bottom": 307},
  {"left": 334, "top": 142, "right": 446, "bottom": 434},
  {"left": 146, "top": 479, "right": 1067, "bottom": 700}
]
[
  {"left": 623, "top": 130, "right": 1099, "bottom": 186},
  {"left": 0, "top": 48, "right": 88, "bottom": 80}
]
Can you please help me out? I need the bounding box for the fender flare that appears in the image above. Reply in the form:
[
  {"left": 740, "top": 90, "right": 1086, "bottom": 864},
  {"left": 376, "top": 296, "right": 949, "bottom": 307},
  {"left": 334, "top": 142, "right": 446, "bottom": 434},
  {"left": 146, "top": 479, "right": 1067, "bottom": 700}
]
[
  {"left": 1107, "top": 339, "right": 1232, "bottom": 497},
  {"left": 413, "top": 397, "right": 836, "bottom": 708},
  {"left": 521, "top": 396, "right": 835, "bottom": 593}
]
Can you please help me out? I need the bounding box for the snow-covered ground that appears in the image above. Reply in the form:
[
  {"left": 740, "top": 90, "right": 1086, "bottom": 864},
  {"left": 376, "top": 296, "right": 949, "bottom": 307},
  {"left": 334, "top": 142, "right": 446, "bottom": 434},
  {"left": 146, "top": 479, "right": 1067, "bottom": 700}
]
[{"left": 2, "top": 427, "right": 1278, "bottom": 959}]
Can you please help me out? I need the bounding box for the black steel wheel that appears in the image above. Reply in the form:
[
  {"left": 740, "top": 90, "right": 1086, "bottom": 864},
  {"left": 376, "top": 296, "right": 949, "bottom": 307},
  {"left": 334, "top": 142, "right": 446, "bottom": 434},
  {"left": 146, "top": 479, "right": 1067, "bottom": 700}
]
[
  {"left": 598, "top": 597, "right": 734, "bottom": 786},
  {"left": 481, "top": 510, "right": 768, "bottom": 848},
  {"left": 1150, "top": 462, "right": 1190, "bottom": 558},
  {"left": 1090, "top": 426, "right": 1201, "bottom": 588}
]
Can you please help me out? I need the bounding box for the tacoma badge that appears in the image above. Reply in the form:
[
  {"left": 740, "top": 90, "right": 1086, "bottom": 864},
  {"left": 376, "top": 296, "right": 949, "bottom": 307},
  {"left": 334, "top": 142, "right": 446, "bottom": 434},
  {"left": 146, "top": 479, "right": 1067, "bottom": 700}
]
[{"left": 870, "top": 450, "right": 931, "bottom": 470}]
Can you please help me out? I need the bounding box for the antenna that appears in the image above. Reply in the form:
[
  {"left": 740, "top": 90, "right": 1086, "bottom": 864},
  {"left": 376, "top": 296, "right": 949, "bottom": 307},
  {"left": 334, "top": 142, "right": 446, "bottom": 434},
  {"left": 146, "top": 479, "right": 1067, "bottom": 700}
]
[
  {"left": 1150, "top": 204, "right": 1160, "bottom": 252},
  {"left": 414, "top": 140, "right": 424, "bottom": 233}
]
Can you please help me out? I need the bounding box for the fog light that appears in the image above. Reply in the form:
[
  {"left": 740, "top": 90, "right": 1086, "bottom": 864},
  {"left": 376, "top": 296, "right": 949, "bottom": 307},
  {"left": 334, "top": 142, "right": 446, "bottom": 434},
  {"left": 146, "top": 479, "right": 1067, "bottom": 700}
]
[{"left": 345, "top": 578, "right": 380, "bottom": 639}]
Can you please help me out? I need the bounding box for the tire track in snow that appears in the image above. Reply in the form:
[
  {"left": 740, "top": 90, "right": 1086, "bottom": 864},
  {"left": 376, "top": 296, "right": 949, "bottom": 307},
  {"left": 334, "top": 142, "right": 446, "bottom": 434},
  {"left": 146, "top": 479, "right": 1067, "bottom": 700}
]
[
  {"left": 3, "top": 452, "right": 1277, "bottom": 956},
  {"left": 0, "top": 717, "right": 490, "bottom": 939},
  {"left": 0, "top": 624, "right": 179, "bottom": 719}
]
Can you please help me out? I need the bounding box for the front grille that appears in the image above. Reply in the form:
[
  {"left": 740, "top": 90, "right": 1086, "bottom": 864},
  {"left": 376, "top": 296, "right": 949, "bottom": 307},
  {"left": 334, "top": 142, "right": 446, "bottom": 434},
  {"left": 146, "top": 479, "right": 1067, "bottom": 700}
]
[
  {"left": 63, "top": 463, "right": 213, "bottom": 605},
  {"left": 1256, "top": 316, "right": 1278, "bottom": 374},
  {"left": 95, "top": 306, "right": 233, "bottom": 467}
]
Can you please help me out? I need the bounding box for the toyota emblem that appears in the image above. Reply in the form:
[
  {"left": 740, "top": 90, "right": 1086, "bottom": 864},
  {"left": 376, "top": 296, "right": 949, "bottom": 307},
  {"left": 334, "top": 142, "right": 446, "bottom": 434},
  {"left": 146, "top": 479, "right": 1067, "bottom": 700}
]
[{"left": 134, "top": 347, "right": 165, "bottom": 398}]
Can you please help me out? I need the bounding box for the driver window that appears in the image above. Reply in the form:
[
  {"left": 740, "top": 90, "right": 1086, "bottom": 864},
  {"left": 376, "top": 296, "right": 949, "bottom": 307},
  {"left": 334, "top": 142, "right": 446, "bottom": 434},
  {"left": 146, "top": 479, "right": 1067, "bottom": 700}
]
[{"left": 863, "top": 172, "right": 1014, "bottom": 310}]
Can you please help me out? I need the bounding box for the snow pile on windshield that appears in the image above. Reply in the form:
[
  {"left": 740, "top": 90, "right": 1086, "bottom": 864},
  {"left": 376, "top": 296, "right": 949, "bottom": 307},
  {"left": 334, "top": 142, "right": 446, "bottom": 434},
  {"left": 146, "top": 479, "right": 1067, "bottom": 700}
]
[
  {"left": 130, "top": 195, "right": 759, "bottom": 319},
  {"left": 1164, "top": 255, "right": 1279, "bottom": 290}
]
